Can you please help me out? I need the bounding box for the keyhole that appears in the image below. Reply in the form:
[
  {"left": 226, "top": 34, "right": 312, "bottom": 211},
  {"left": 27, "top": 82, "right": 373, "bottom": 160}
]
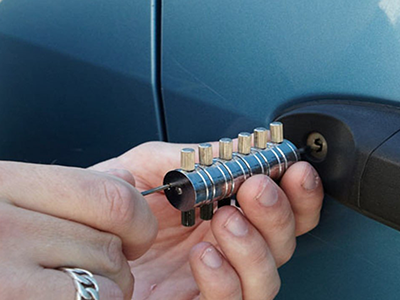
[
  {"left": 306, "top": 132, "right": 328, "bottom": 161},
  {"left": 313, "top": 138, "right": 323, "bottom": 152}
]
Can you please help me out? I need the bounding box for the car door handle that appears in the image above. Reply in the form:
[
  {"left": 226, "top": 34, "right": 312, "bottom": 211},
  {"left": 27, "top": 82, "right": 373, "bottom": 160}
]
[{"left": 276, "top": 100, "right": 400, "bottom": 230}]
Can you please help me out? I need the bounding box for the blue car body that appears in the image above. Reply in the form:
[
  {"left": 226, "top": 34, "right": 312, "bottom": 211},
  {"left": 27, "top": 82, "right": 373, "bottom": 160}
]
[{"left": 1, "top": 0, "right": 400, "bottom": 298}]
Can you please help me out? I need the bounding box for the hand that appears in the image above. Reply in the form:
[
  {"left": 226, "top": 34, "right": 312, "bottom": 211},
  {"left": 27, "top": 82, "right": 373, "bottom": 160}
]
[
  {"left": 92, "top": 141, "right": 324, "bottom": 300},
  {"left": 0, "top": 162, "right": 158, "bottom": 299}
]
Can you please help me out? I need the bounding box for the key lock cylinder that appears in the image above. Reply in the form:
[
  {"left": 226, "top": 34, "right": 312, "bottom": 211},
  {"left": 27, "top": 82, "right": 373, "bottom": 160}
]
[{"left": 142, "top": 122, "right": 301, "bottom": 226}]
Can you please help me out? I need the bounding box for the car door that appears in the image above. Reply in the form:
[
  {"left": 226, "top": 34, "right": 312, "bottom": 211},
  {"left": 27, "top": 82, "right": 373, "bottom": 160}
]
[
  {"left": 0, "top": 0, "right": 162, "bottom": 167},
  {"left": 1, "top": 1, "right": 400, "bottom": 299},
  {"left": 160, "top": 1, "right": 400, "bottom": 299}
]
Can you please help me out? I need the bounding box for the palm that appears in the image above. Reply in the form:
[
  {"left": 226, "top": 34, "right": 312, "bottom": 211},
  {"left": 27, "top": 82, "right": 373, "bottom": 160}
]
[{"left": 116, "top": 142, "right": 217, "bottom": 299}]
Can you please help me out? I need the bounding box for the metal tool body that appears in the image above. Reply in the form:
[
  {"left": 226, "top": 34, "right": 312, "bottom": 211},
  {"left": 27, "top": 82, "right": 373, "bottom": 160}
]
[
  {"left": 163, "top": 139, "right": 299, "bottom": 211},
  {"left": 142, "top": 122, "right": 301, "bottom": 226}
]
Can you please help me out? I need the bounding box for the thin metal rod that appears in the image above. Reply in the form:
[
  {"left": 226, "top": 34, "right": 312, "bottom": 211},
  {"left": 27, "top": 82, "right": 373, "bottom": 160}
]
[
  {"left": 298, "top": 146, "right": 311, "bottom": 155},
  {"left": 141, "top": 184, "right": 171, "bottom": 196}
]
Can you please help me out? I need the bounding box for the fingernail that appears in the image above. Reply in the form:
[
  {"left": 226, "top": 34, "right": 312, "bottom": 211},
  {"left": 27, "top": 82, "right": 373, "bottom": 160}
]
[
  {"left": 201, "top": 247, "right": 222, "bottom": 269},
  {"left": 256, "top": 177, "right": 279, "bottom": 207},
  {"left": 302, "top": 165, "right": 319, "bottom": 190},
  {"left": 225, "top": 212, "right": 248, "bottom": 237}
]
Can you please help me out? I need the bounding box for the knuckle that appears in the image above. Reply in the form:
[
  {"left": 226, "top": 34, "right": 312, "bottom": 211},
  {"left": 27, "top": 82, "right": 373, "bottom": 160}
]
[
  {"left": 250, "top": 245, "right": 270, "bottom": 267},
  {"left": 270, "top": 206, "right": 294, "bottom": 233},
  {"left": 101, "top": 234, "right": 124, "bottom": 275},
  {"left": 99, "top": 179, "right": 135, "bottom": 228},
  {"left": 139, "top": 141, "right": 164, "bottom": 149},
  {"left": 131, "top": 141, "right": 163, "bottom": 156}
]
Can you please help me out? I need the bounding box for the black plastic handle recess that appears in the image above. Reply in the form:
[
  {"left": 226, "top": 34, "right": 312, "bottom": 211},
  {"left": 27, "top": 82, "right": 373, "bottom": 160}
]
[{"left": 276, "top": 100, "right": 400, "bottom": 230}]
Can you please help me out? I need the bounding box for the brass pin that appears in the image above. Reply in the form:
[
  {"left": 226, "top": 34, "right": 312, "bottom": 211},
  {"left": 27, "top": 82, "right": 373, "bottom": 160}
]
[
  {"left": 238, "top": 132, "right": 251, "bottom": 155},
  {"left": 219, "top": 138, "right": 233, "bottom": 160},
  {"left": 270, "top": 122, "right": 284, "bottom": 144},
  {"left": 181, "top": 148, "right": 195, "bottom": 171},
  {"left": 199, "top": 143, "right": 214, "bottom": 220},
  {"left": 199, "top": 143, "right": 213, "bottom": 166},
  {"left": 254, "top": 127, "right": 268, "bottom": 149},
  {"left": 181, "top": 148, "right": 196, "bottom": 226}
]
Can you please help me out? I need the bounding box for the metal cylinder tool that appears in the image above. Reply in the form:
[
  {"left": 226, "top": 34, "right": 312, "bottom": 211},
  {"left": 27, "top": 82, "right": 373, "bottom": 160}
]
[{"left": 142, "top": 122, "right": 300, "bottom": 226}]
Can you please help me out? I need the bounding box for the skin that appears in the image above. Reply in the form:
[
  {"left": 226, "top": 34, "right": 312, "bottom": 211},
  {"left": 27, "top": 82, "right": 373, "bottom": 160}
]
[
  {"left": 0, "top": 141, "right": 323, "bottom": 300},
  {"left": 92, "top": 141, "right": 324, "bottom": 299}
]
